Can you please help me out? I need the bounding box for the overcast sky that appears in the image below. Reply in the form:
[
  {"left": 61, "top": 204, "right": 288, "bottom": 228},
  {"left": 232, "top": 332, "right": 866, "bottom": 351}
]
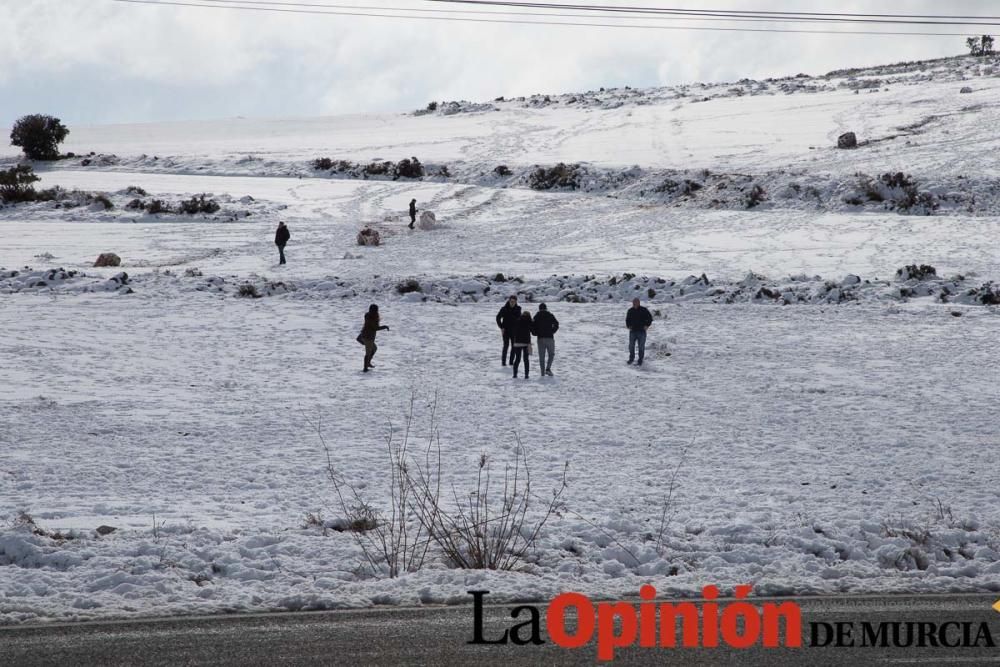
[{"left": 1, "top": 0, "right": 993, "bottom": 126}]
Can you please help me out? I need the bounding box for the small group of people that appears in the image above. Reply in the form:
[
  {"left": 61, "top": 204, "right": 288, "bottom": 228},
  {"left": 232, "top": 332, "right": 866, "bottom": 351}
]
[
  {"left": 496, "top": 296, "right": 560, "bottom": 378},
  {"left": 358, "top": 296, "right": 655, "bottom": 375}
]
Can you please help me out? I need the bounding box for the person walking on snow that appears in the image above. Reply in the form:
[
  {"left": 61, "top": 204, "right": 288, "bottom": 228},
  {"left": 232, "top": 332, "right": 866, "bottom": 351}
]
[
  {"left": 532, "top": 302, "right": 559, "bottom": 376},
  {"left": 408, "top": 199, "right": 418, "bottom": 229},
  {"left": 495, "top": 295, "right": 521, "bottom": 366},
  {"left": 357, "top": 304, "right": 389, "bottom": 372},
  {"left": 510, "top": 311, "right": 534, "bottom": 379},
  {"left": 626, "top": 297, "right": 653, "bottom": 366},
  {"left": 274, "top": 221, "right": 290, "bottom": 265}
]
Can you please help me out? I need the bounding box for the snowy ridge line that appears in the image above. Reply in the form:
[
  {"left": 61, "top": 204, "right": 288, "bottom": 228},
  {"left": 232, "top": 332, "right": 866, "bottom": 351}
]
[
  {"left": 4, "top": 266, "right": 998, "bottom": 306},
  {"left": 413, "top": 54, "right": 1000, "bottom": 116}
]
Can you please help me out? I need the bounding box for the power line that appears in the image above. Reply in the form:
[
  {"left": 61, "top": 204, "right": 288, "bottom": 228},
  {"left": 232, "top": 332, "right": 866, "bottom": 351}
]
[
  {"left": 108, "top": 0, "right": 986, "bottom": 35},
  {"left": 162, "top": 0, "right": 1000, "bottom": 26},
  {"left": 424, "top": 0, "right": 1000, "bottom": 25}
]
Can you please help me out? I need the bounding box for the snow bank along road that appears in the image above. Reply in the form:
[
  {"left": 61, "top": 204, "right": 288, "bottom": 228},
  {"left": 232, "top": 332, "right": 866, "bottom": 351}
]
[
  {"left": 2, "top": 594, "right": 999, "bottom": 666},
  {"left": 2, "top": 54, "right": 1000, "bottom": 625}
]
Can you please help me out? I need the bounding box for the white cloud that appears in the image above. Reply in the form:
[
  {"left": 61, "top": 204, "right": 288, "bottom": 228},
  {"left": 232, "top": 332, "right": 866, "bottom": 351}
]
[{"left": 0, "top": 0, "right": 988, "bottom": 125}]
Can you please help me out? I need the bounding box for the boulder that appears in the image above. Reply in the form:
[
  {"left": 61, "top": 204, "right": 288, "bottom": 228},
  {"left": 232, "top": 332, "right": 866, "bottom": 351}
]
[
  {"left": 837, "top": 132, "right": 858, "bottom": 149},
  {"left": 960, "top": 86, "right": 973, "bottom": 94},
  {"left": 356, "top": 227, "right": 381, "bottom": 246},
  {"left": 417, "top": 210, "right": 438, "bottom": 230},
  {"left": 94, "top": 252, "right": 121, "bottom": 267}
]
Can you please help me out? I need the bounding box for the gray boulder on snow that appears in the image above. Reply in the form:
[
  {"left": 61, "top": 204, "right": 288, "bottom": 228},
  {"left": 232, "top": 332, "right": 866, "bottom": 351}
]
[
  {"left": 94, "top": 252, "right": 121, "bottom": 267},
  {"left": 960, "top": 86, "right": 974, "bottom": 94},
  {"left": 417, "top": 210, "right": 438, "bottom": 230},
  {"left": 837, "top": 132, "right": 858, "bottom": 149}
]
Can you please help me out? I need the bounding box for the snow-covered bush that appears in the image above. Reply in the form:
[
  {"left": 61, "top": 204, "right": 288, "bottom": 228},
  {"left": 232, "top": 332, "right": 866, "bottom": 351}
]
[
  {"left": 396, "top": 278, "right": 421, "bottom": 294},
  {"left": 177, "top": 194, "right": 220, "bottom": 215},
  {"left": 237, "top": 283, "right": 260, "bottom": 298},
  {"left": 896, "top": 264, "right": 937, "bottom": 281},
  {"left": 394, "top": 157, "right": 423, "bottom": 179},
  {"left": 529, "top": 162, "right": 582, "bottom": 190}
]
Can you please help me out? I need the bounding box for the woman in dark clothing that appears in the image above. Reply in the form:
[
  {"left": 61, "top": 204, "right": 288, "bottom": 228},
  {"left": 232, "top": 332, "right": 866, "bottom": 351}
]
[
  {"left": 510, "top": 311, "right": 533, "bottom": 379},
  {"left": 357, "top": 304, "right": 389, "bottom": 372}
]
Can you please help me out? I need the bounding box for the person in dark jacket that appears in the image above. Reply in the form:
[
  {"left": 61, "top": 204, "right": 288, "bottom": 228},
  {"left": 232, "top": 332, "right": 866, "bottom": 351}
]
[
  {"left": 532, "top": 302, "right": 559, "bottom": 376},
  {"left": 274, "top": 221, "right": 290, "bottom": 264},
  {"left": 357, "top": 304, "right": 389, "bottom": 372},
  {"left": 408, "top": 199, "right": 418, "bottom": 229},
  {"left": 495, "top": 295, "right": 521, "bottom": 366},
  {"left": 510, "top": 311, "right": 533, "bottom": 379},
  {"left": 626, "top": 297, "right": 653, "bottom": 365}
]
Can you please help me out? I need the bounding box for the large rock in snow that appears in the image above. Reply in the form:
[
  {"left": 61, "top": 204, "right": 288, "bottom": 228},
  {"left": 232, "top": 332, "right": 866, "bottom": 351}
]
[
  {"left": 417, "top": 210, "right": 438, "bottom": 230},
  {"left": 94, "top": 253, "right": 121, "bottom": 267},
  {"left": 356, "top": 227, "right": 381, "bottom": 246},
  {"left": 837, "top": 132, "right": 858, "bottom": 149}
]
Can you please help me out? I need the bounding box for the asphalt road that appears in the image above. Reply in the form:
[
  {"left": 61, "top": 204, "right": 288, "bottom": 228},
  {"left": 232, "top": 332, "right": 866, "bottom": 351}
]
[{"left": 2, "top": 594, "right": 999, "bottom": 666}]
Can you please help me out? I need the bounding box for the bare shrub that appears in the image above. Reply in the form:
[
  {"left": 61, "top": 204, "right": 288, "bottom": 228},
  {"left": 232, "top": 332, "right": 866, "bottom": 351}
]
[
  {"left": 315, "top": 398, "right": 433, "bottom": 578},
  {"left": 317, "top": 396, "right": 568, "bottom": 576},
  {"left": 410, "top": 440, "right": 568, "bottom": 570}
]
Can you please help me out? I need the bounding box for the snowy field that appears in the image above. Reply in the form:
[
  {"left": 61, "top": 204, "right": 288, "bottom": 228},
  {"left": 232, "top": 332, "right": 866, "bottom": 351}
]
[{"left": 2, "top": 55, "right": 1000, "bottom": 624}]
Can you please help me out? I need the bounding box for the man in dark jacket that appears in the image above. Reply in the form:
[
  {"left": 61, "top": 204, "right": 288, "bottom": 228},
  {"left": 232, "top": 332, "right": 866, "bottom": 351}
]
[
  {"left": 495, "top": 295, "right": 521, "bottom": 366},
  {"left": 626, "top": 297, "right": 653, "bottom": 365},
  {"left": 357, "top": 304, "right": 389, "bottom": 372},
  {"left": 274, "top": 221, "right": 290, "bottom": 264},
  {"left": 532, "top": 302, "right": 559, "bottom": 376},
  {"left": 408, "top": 199, "right": 417, "bottom": 229}
]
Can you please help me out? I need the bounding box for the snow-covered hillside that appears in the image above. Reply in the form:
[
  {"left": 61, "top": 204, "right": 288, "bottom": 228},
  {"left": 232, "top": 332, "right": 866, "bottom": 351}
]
[{"left": 1, "top": 54, "right": 999, "bottom": 624}]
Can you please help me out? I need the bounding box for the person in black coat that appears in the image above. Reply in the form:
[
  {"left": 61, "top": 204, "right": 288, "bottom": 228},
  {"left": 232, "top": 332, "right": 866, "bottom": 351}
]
[
  {"left": 510, "top": 311, "right": 534, "bottom": 379},
  {"left": 626, "top": 297, "right": 653, "bottom": 365},
  {"left": 408, "top": 199, "right": 418, "bottom": 229},
  {"left": 274, "top": 221, "right": 290, "bottom": 264},
  {"left": 357, "top": 304, "right": 389, "bottom": 372},
  {"left": 532, "top": 303, "right": 559, "bottom": 376},
  {"left": 495, "top": 295, "right": 521, "bottom": 366}
]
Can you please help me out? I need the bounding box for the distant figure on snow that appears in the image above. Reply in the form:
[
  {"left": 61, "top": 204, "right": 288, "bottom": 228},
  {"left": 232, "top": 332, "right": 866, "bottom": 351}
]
[
  {"left": 532, "top": 302, "right": 559, "bottom": 376},
  {"left": 626, "top": 297, "right": 653, "bottom": 366},
  {"left": 274, "top": 221, "right": 290, "bottom": 264},
  {"left": 510, "top": 311, "right": 534, "bottom": 379},
  {"left": 357, "top": 304, "right": 390, "bottom": 372},
  {"left": 408, "top": 199, "right": 418, "bottom": 229},
  {"left": 495, "top": 295, "right": 521, "bottom": 366}
]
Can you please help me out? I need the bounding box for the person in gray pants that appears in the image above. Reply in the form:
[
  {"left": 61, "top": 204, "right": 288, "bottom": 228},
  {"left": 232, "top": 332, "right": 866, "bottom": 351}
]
[{"left": 532, "top": 302, "right": 559, "bottom": 376}]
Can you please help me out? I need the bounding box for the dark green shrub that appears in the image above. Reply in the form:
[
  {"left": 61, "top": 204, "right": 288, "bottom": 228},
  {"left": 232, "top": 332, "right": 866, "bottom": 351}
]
[
  {"left": 10, "top": 114, "right": 69, "bottom": 160},
  {"left": 177, "top": 194, "right": 220, "bottom": 215},
  {"left": 0, "top": 164, "right": 40, "bottom": 202}
]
